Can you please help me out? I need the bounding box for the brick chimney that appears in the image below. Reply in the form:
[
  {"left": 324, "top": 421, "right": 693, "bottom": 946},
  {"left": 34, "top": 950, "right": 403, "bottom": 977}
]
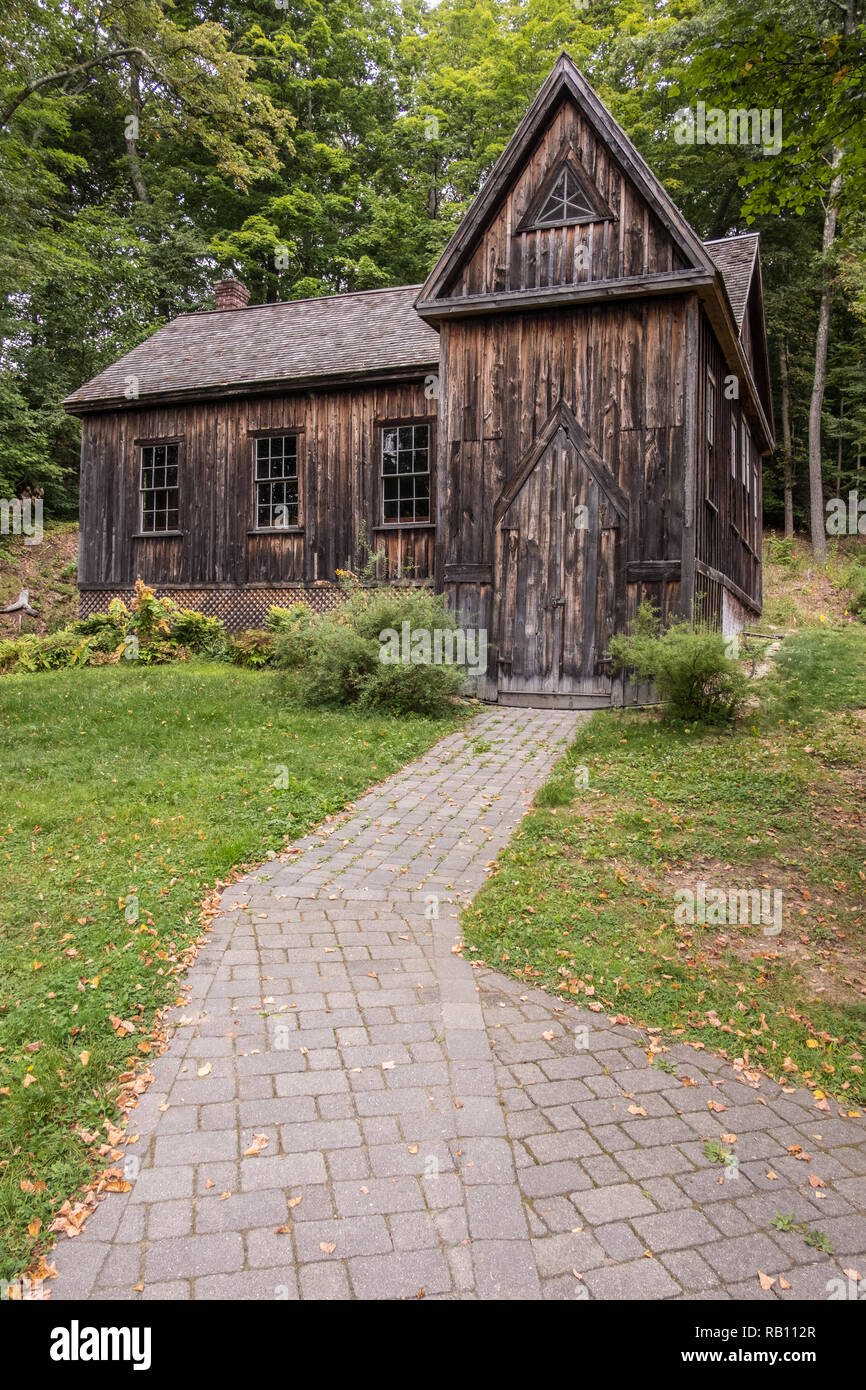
[{"left": 214, "top": 276, "right": 250, "bottom": 311}]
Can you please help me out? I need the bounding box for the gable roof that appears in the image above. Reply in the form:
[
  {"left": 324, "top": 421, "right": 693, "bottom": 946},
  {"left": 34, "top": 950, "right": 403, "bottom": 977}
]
[
  {"left": 416, "top": 52, "right": 718, "bottom": 313},
  {"left": 64, "top": 285, "right": 439, "bottom": 412},
  {"left": 704, "top": 234, "right": 760, "bottom": 330}
]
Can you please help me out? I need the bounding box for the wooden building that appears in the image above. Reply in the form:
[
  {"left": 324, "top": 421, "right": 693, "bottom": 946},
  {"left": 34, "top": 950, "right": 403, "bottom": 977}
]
[{"left": 65, "top": 53, "right": 773, "bottom": 707}]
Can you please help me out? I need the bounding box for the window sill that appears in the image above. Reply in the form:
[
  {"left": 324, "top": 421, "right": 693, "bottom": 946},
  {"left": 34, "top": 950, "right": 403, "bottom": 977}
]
[
  {"left": 247, "top": 527, "right": 304, "bottom": 536},
  {"left": 373, "top": 522, "right": 435, "bottom": 531},
  {"left": 132, "top": 531, "right": 183, "bottom": 539}
]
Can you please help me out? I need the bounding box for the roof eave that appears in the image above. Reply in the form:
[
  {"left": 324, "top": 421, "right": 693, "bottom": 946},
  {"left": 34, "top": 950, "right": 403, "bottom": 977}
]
[{"left": 62, "top": 360, "right": 441, "bottom": 416}]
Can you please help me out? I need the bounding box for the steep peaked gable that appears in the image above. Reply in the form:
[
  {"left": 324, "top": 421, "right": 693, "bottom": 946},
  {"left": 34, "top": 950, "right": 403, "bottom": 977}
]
[{"left": 416, "top": 52, "right": 717, "bottom": 314}]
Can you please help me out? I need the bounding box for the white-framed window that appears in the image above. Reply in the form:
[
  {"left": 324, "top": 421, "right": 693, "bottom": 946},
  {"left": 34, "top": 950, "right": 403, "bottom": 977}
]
[
  {"left": 140, "top": 441, "right": 180, "bottom": 533},
  {"left": 706, "top": 372, "right": 715, "bottom": 448},
  {"left": 381, "top": 422, "right": 431, "bottom": 524},
  {"left": 753, "top": 466, "right": 758, "bottom": 517},
  {"left": 741, "top": 418, "right": 750, "bottom": 486},
  {"left": 255, "top": 435, "right": 299, "bottom": 528},
  {"left": 730, "top": 418, "right": 738, "bottom": 478}
]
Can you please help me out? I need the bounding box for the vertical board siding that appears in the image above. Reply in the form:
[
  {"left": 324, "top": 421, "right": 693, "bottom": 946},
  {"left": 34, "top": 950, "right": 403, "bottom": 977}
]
[
  {"left": 446, "top": 96, "right": 682, "bottom": 301},
  {"left": 79, "top": 380, "right": 436, "bottom": 591}
]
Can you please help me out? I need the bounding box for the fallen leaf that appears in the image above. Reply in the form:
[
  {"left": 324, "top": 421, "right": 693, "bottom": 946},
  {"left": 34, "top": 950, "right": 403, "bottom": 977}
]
[
  {"left": 27, "top": 1218, "right": 42, "bottom": 1237},
  {"left": 274, "top": 1225, "right": 293, "bottom": 1235},
  {"left": 196, "top": 1062, "right": 212, "bottom": 1077},
  {"left": 808, "top": 1174, "right": 826, "bottom": 1189},
  {"left": 766, "top": 1170, "right": 779, "bottom": 1181},
  {"left": 627, "top": 1104, "right": 647, "bottom": 1117},
  {"left": 779, "top": 1275, "right": 792, "bottom": 1290},
  {"left": 319, "top": 1242, "right": 336, "bottom": 1255},
  {"left": 542, "top": 1030, "right": 556, "bottom": 1041},
  {"left": 219, "top": 1190, "right": 231, "bottom": 1201},
  {"left": 286, "top": 1196, "right": 303, "bottom": 1210},
  {"left": 707, "top": 1100, "right": 728, "bottom": 1112},
  {"left": 243, "top": 1133, "right": 269, "bottom": 1157},
  {"left": 758, "top": 1271, "right": 776, "bottom": 1291}
]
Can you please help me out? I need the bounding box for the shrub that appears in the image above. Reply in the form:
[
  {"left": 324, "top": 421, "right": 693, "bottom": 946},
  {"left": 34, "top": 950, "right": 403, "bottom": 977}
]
[
  {"left": 268, "top": 604, "right": 315, "bottom": 670},
  {"left": 266, "top": 603, "right": 313, "bottom": 634},
  {"left": 294, "top": 585, "right": 467, "bottom": 715},
  {"left": 765, "top": 534, "right": 798, "bottom": 567},
  {"left": 229, "top": 628, "right": 273, "bottom": 668},
  {"left": 609, "top": 603, "right": 746, "bottom": 724},
  {"left": 295, "top": 623, "right": 379, "bottom": 704},
  {"left": 170, "top": 609, "right": 227, "bottom": 656}
]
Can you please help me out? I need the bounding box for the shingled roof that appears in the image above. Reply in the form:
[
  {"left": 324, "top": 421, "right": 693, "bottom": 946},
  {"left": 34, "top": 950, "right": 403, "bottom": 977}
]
[
  {"left": 703, "top": 233, "right": 759, "bottom": 331},
  {"left": 64, "top": 284, "right": 440, "bottom": 410}
]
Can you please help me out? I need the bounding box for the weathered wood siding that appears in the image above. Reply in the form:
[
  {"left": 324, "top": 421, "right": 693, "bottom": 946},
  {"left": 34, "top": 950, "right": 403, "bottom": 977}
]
[
  {"left": 437, "top": 295, "right": 692, "bottom": 693},
  {"left": 444, "top": 97, "right": 687, "bottom": 300},
  {"left": 78, "top": 380, "right": 437, "bottom": 590},
  {"left": 695, "top": 308, "right": 762, "bottom": 622}
]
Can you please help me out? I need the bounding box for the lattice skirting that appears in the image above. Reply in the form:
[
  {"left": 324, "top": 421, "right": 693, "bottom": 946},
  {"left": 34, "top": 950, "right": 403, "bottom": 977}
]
[{"left": 78, "top": 585, "right": 345, "bottom": 632}]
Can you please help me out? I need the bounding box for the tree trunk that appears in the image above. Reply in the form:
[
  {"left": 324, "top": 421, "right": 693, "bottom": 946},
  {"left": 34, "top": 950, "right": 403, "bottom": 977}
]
[
  {"left": 807, "top": 148, "right": 842, "bottom": 564},
  {"left": 780, "top": 339, "right": 794, "bottom": 537},
  {"left": 124, "top": 68, "right": 151, "bottom": 206}
]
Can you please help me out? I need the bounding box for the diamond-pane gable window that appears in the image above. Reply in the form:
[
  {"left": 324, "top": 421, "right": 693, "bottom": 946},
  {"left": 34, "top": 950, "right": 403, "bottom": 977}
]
[
  {"left": 534, "top": 166, "right": 594, "bottom": 226},
  {"left": 140, "top": 443, "right": 180, "bottom": 533},
  {"left": 255, "top": 436, "right": 299, "bottom": 528},
  {"left": 382, "top": 424, "right": 430, "bottom": 524}
]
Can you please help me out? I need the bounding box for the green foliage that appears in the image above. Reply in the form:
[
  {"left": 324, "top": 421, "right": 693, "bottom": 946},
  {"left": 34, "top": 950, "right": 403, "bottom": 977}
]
[
  {"left": 763, "top": 626, "right": 866, "bottom": 723},
  {"left": 765, "top": 534, "right": 798, "bottom": 568},
  {"left": 609, "top": 603, "right": 747, "bottom": 724},
  {"left": 295, "top": 585, "right": 466, "bottom": 715},
  {"left": 169, "top": 609, "right": 227, "bottom": 656},
  {"left": 229, "top": 628, "right": 273, "bottom": 668}
]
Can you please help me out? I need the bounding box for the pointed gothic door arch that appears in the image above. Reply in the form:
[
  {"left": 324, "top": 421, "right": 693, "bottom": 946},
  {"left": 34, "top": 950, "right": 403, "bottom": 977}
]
[{"left": 492, "top": 400, "right": 629, "bottom": 703}]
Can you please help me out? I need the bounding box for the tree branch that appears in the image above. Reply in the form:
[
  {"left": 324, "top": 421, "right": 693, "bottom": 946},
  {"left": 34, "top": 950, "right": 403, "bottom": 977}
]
[{"left": 0, "top": 47, "right": 154, "bottom": 129}]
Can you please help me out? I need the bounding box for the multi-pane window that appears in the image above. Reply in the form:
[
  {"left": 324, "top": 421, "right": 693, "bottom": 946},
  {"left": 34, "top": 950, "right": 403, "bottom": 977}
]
[
  {"left": 741, "top": 419, "right": 750, "bottom": 486},
  {"left": 255, "top": 435, "right": 299, "bottom": 528},
  {"left": 534, "top": 166, "right": 594, "bottom": 226},
  {"left": 382, "top": 424, "right": 430, "bottom": 523},
  {"left": 140, "top": 443, "right": 179, "bottom": 533},
  {"left": 706, "top": 373, "right": 715, "bottom": 447}
]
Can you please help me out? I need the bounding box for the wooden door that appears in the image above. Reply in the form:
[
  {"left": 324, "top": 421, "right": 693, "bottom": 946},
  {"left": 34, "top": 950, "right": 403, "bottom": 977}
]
[{"left": 494, "top": 421, "right": 627, "bottom": 702}]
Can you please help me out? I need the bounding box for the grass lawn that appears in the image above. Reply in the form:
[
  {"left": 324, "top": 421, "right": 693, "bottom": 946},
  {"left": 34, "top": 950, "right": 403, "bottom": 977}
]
[
  {"left": 0, "top": 662, "right": 461, "bottom": 1280},
  {"left": 465, "top": 625, "right": 866, "bottom": 1106}
]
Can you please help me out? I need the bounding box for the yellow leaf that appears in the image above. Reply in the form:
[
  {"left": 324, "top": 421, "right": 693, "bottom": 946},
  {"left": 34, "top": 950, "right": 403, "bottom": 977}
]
[{"left": 78, "top": 1051, "right": 90, "bottom": 1067}]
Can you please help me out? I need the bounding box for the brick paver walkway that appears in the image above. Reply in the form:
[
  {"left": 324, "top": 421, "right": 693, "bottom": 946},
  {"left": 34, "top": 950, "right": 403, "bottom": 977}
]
[{"left": 50, "top": 709, "right": 866, "bottom": 1300}]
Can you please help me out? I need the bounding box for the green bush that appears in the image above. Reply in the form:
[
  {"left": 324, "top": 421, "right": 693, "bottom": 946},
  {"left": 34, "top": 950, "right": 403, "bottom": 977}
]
[
  {"left": 170, "top": 608, "right": 227, "bottom": 655},
  {"left": 266, "top": 603, "right": 313, "bottom": 634},
  {"left": 229, "top": 628, "right": 273, "bottom": 668},
  {"left": 268, "top": 604, "right": 315, "bottom": 670},
  {"left": 294, "top": 585, "right": 467, "bottom": 715},
  {"left": 765, "top": 534, "right": 798, "bottom": 567},
  {"left": 609, "top": 602, "right": 746, "bottom": 724},
  {"left": 838, "top": 560, "right": 866, "bottom": 620}
]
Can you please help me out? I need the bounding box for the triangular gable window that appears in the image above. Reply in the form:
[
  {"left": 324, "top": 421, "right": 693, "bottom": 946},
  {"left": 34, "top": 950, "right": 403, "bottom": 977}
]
[
  {"left": 536, "top": 166, "right": 594, "bottom": 225},
  {"left": 518, "top": 153, "right": 613, "bottom": 232}
]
